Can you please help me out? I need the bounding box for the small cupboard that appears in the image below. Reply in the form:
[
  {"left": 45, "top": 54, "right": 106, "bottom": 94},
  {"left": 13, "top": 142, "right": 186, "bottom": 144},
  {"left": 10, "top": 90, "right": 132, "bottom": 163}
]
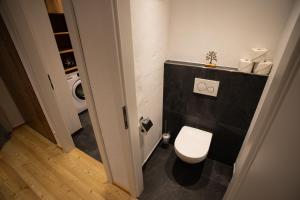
[{"left": 45, "top": 0, "right": 77, "bottom": 74}]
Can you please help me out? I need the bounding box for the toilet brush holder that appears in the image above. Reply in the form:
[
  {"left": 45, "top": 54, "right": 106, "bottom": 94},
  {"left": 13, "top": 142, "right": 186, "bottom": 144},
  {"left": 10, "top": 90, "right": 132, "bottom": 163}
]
[{"left": 162, "top": 132, "right": 170, "bottom": 144}]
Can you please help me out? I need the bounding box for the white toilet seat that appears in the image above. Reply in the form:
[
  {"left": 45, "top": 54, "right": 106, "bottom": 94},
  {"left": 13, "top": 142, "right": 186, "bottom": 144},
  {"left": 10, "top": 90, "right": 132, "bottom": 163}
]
[{"left": 174, "top": 126, "right": 212, "bottom": 164}]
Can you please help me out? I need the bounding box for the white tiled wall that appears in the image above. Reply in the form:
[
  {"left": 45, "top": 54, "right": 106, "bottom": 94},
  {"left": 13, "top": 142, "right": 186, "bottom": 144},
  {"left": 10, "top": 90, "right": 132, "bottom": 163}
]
[{"left": 131, "top": 0, "right": 170, "bottom": 162}]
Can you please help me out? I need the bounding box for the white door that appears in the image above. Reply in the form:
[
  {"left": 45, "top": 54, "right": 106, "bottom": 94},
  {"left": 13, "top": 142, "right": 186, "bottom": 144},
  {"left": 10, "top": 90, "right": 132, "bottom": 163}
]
[{"left": 66, "top": 0, "right": 143, "bottom": 195}]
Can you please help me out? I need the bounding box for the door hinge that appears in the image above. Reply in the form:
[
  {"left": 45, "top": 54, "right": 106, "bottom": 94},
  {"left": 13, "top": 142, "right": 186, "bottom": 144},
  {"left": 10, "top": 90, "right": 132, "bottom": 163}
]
[
  {"left": 122, "top": 105, "right": 128, "bottom": 129},
  {"left": 47, "top": 74, "right": 54, "bottom": 90}
]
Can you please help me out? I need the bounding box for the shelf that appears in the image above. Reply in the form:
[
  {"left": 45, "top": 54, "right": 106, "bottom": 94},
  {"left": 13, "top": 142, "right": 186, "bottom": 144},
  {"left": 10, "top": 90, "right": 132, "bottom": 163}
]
[
  {"left": 59, "top": 49, "right": 73, "bottom": 54},
  {"left": 65, "top": 66, "right": 78, "bottom": 73},
  {"left": 48, "top": 12, "right": 64, "bottom": 15},
  {"left": 54, "top": 32, "right": 69, "bottom": 35}
]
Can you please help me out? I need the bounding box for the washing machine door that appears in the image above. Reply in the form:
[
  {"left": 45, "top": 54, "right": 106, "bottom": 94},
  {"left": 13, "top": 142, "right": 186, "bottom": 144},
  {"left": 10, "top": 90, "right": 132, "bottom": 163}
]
[{"left": 73, "top": 80, "right": 85, "bottom": 101}]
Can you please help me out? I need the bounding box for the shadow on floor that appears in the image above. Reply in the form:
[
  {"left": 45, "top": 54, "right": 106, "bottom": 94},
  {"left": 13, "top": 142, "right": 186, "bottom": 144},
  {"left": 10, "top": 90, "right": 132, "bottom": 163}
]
[
  {"left": 169, "top": 158, "right": 205, "bottom": 187},
  {"left": 72, "top": 110, "right": 101, "bottom": 162},
  {"left": 140, "top": 143, "right": 233, "bottom": 200}
]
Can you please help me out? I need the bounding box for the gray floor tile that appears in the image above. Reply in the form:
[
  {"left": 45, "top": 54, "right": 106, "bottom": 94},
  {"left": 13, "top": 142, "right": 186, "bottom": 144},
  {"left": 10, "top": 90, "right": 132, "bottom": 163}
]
[
  {"left": 140, "top": 143, "right": 232, "bottom": 200},
  {"left": 72, "top": 110, "right": 101, "bottom": 162}
]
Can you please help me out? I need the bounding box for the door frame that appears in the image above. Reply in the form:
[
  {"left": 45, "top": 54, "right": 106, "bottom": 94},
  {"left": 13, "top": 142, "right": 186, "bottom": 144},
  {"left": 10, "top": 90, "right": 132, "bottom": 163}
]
[{"left": 112, "top": 0, "right": 144, "bottom": 195}]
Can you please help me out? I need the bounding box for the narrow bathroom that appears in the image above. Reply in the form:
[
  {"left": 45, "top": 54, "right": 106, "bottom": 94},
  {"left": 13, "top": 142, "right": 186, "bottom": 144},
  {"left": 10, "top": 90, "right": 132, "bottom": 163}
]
[
  {"left": 132, "top": 0, "right": 295, "bottom": 199},
  {"left": 44, "top": 0, "right": 101, "bottom": 162},
  {"left": 0, "top": 0, "right": 299, "bottom": 199}
]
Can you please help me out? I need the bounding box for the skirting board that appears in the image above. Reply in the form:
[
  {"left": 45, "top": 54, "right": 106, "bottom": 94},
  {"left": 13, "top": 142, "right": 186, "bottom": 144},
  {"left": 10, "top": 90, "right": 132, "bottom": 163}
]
[{"left": 143, "top": 135, "right": 162, "bottom": 165}]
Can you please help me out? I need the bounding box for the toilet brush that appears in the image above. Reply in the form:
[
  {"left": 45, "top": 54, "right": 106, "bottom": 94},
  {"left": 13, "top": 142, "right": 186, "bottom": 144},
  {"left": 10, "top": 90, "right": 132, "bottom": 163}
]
[{"left": 162, "top": 120, "right": 170, "bottom": 144}]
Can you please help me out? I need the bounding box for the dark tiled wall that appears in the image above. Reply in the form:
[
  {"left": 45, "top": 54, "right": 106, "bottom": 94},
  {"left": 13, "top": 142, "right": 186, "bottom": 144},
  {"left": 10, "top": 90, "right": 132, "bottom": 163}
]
[{"left": 163, "top": 61, "right": 267, "bottom": 165}]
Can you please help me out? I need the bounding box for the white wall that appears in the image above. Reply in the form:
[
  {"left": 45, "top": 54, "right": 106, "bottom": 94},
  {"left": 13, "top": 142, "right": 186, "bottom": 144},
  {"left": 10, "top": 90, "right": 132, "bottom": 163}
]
[
  {"left": 167, "top": 0, "right": 294, "bottom": 68},
  {"left": 130, "top": 0, "right": 170, "bottom": 162},
  {"left": 0, "top": 77, "right": 24, "bottom": 129}
]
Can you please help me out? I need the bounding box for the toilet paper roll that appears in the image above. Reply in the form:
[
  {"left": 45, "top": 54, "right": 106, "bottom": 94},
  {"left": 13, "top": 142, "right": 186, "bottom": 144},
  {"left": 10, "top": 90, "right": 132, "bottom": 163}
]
[
  {"left": 253, "top": 61, "right": 272, "bottom": 75},
  {"left": 250, "top": 48, "right": 268, "bottom": 62},
  {"left": 239, "top": 59, "right": 254, "bottom": 73}
]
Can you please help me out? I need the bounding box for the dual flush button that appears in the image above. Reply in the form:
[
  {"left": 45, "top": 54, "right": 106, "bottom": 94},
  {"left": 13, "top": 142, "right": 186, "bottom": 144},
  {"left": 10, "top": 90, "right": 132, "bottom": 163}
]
[{"left": 193, "top": 78, "right": 220, "bottom": 97}]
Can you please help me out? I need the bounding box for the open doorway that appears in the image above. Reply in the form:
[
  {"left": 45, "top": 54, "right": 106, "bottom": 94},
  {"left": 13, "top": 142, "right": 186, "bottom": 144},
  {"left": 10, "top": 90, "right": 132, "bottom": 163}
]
[
  {"left": 0, "top": 16, "right": 129, "bottom": 198},
  {"left": 1, "top": 0, "right": 143, "bottom": 196},
  {"left": 44, "top": 0, "right": 101, "bottom": 162}
]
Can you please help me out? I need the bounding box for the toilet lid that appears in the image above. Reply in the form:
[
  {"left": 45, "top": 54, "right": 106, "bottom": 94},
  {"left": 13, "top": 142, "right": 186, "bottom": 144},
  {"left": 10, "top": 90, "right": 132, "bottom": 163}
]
[{"left": 175, "top": 126, "right": 212, "bottom": 159}]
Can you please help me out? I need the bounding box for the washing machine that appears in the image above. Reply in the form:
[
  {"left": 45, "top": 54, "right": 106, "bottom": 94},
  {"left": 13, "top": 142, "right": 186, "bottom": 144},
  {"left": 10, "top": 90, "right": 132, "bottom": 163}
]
[{"left": 66, "top": 72, "right": 87, "bottom": 114}]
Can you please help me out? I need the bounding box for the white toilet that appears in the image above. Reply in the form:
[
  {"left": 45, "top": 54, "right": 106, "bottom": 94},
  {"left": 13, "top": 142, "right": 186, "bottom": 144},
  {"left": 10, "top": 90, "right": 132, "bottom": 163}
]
[{"left": 174, "top": 126, "right": 212, "bottom": 164}]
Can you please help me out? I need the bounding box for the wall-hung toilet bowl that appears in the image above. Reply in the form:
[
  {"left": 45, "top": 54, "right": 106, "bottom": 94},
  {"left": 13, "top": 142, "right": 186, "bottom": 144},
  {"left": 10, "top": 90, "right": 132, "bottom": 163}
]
[{"left": 174, "top": 126, "right": 212, "bottom": 164}]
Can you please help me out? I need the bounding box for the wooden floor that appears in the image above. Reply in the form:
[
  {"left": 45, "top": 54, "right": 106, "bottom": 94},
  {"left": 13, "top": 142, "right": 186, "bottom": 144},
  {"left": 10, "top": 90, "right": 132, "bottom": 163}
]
[{"left": 0, "top": 125, "right": 131, "bottom": 200}]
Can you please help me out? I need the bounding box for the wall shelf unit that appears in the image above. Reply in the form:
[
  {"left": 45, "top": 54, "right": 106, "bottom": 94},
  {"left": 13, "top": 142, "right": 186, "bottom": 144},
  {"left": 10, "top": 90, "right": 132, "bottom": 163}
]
[{"left": 45, "top": 1, "right": 77, "bottom": 74}]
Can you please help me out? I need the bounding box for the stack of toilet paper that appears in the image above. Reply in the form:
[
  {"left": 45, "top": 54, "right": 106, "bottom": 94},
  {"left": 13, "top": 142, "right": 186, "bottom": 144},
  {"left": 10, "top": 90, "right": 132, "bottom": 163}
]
[
  {"left": 239, "top": 58, "right": 254, "bottom": 73},
  {"left": 253, "top": 61, "right": 273, "bottom": 75},
  {"left": 250, "top": 48, "right": 268, "bottom": 62},
  {"left": 238, "top": 48, "right": 271, "bottom": 74}
]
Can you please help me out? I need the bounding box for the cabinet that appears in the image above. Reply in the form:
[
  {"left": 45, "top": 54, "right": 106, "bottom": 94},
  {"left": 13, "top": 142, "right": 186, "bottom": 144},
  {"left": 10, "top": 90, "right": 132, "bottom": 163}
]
[{"left": 48, "top": 12, "right": 77, "bottom": 74}]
